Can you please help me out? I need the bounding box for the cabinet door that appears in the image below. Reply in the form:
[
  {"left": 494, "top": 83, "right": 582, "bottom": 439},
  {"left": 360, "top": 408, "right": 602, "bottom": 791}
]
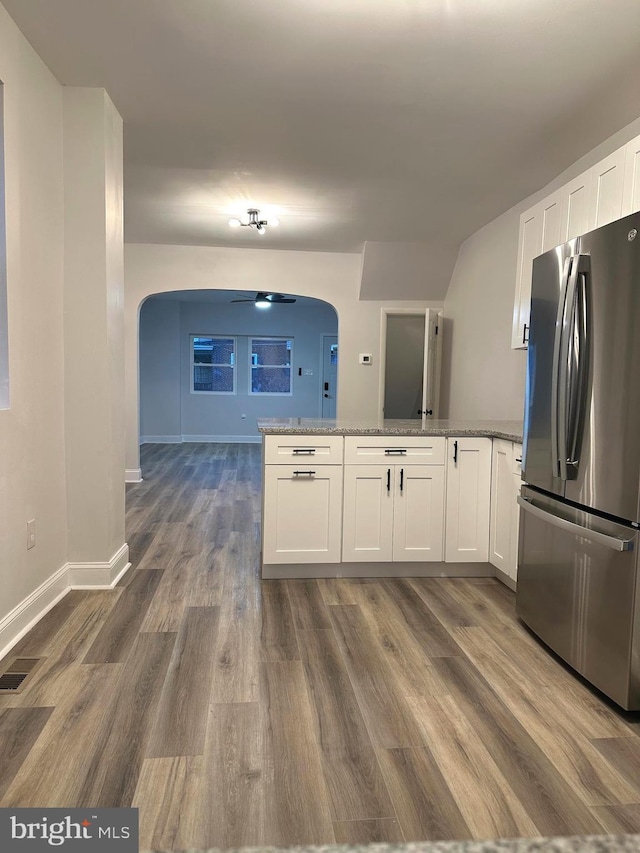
[
  {"left": 342, "top": 465, "right": 394, "bottom": 562},
  {"left": 622, "top": 133, "right": 640, "bottom": 216},
  {"left": 590, "top": 148, "right": 626, "bottom": 228},
  {"left": 561, "top": 169, "right": 593, "bottom": 240},
  {"left": 263, "top": 465, "right": 343, "bottom": 564},
  {"left": 392, "top": 465, "right": 445, "bottom": 562},
  {"left": 489, "top": 440, "right": 514, "bottom": 575},
  {"left": 540, "top": 190, "right": 563, "bottom": 253},
  {"left": 512, "top": 206, "right": 542, "bottom": 350},
  {"left": 510, "top": 444, "right": 523, "bottom": 582},
  {"left": 445, "top": 438, "right": 491, "bottom": 562}
]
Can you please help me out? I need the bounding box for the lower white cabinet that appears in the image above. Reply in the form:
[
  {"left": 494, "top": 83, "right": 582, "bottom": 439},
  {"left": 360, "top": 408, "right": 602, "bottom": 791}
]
[
  {"left": 445, "top": 437, "right": 491, "bottom": 562},
  {"left": 489, "top": 440, "right": 522, "bottom": 582},
  {"left": 342, "top": 464, "right": 445, "bottom": 562},
  {"left": 262, "top": 464, "right": 343, "bottom": 564}
]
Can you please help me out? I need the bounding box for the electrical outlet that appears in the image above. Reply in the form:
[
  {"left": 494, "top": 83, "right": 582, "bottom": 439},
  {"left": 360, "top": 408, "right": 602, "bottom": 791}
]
[
  {"left": 241, "top": 413, "right": 247, "bottom": 420},
  {"left": 27, "top": 519, "right": 36, "bottom": 550}
]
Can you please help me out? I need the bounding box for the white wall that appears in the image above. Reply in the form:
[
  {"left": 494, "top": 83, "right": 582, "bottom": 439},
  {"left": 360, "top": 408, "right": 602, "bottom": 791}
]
[
  {"left": 443, "top": 113, "right": 640, "bottom": 421},
  {"left": 63, "top": 88, "right": 126, "bottom": 569},
  {"left": 125, "top": 243, "right": 443, "bottom": 476},
  {"left": 0, "top": 4, "right": 67, "bottom": 634}
]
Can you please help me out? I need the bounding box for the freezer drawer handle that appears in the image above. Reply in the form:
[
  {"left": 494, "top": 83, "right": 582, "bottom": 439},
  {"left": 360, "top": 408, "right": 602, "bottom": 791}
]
[{"left": 517, "top": 496, "right": 634, "bottom": 552}]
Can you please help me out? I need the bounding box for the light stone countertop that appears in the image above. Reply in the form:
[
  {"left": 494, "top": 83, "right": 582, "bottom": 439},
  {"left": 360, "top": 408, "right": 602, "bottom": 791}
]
[{"left": 257, "top": 418, "right": 523, "bottom": 443}]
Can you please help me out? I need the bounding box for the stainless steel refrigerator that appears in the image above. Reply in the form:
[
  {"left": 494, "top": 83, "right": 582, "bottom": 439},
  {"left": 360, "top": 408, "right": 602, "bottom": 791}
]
[{"left": 517, "top": 210, "right": 640, "bottom": 710}]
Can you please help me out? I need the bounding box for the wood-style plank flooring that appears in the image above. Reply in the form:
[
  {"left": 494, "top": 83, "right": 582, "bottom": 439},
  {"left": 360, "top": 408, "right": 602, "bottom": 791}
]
[{"left": 2, "top": 442, "right": 640, "bottom": 848}]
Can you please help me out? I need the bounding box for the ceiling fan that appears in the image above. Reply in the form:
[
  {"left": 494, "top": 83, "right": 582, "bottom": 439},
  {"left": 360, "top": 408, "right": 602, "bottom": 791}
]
[{"left": 230, "top": 292, "right": 296, "bottom": 308}]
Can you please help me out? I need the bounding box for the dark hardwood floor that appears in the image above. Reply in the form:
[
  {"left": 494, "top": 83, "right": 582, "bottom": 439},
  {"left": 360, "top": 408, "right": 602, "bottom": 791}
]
[{"left": 2, "top": 442, "right": 640, "bottom": 848}]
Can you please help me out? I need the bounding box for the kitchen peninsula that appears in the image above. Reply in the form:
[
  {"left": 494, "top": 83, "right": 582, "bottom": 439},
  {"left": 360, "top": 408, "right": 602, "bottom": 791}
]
[{"left": 258, "top": 418, "right": 523, "bottom": 583}]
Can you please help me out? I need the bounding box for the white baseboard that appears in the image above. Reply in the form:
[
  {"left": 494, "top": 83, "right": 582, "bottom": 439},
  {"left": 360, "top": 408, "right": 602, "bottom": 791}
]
[
  {"left": 261, "top": 561, "right": 495, "bottom": 579},
  {"left": 181, "top": 434, "right": 261, "bottom": 443},
  {"left": 140, "top": 435, "right": 181, "bottom": 444},
  {"left": 125, "top": 468, "right": 143, "bottom": 483},
  {"left": 0, "top": 564, "right": 70, "bottom": 662},
  {"left": 67, "top": 542, "right": 131, "bottom": 589}
]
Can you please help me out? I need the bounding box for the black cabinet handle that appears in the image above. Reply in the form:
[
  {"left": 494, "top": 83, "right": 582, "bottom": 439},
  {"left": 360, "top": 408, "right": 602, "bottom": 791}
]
[
  {"left": 387, "top": 468, "right": 391, "bottom": 493},
  {"left": 453, "top": 440, "right": 458, "bottom": 464},
  {"left": 515, "top": 457, "right": 522, "bottom": 463},
  {"left": 417, "top": 409, "right": 433, "bottom": 416},
  {"left": 522, "top": 323, "right": 529, "bottom": 345},
  {"left": 293, "top": 448, "right": 315, "bottom": 455},
  {"left": 384, "top": 448, "right": 407, "bottom": 455},
  {"left": 293, "top": 470, "right": 316, "bottom": 476},
  {"left": 400, "top": 468, "right": 404, "bottom": 492}
]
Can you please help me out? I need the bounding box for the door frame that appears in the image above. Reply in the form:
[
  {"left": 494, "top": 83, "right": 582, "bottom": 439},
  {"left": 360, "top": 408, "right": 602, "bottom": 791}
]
[{"left": 379, "top": 307, "right": 443, "bottom": 420}]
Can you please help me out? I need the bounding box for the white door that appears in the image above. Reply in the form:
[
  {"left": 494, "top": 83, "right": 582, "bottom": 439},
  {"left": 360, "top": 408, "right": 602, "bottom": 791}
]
[
  {"left": 421, "top": 309, "right": 439, "bottom": 419},
  {"left": 392, "top": 465, "right": 445, "bottom": 562},
  {"left": 489, "top": 439, "right": 514, "bottom": 575},
  {"left": 445, "top": 437, "right": 492, "bottom": 562},
  {"left": 511, "top": 445, "right": 523, "bottom": 582},
  {"left": 540, "top": 190, "right": 563, "bottom": 253},
  {"left": 321, "top": 335, "right": 338, "bottom": 419},
  {"left": 342, "top": 465, "right": 394, "bottom": 562},
  {"left": 263, "top": 465, "right": 343, "bottom": 564}
]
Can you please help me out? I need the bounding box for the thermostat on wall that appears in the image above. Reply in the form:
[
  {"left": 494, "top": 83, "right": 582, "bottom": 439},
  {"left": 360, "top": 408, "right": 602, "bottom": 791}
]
[{"left": 359, "top": 353, "right": 372, "bottom": 365}]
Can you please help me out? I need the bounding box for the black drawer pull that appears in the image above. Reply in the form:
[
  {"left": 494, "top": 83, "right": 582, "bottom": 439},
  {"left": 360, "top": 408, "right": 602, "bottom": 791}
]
[
  {"left": 453, "top": 440, "right": 458, "bottom": 464},
  {"left": 384, "top": 448, "right": 407, "bottom": 455},
  {"left": 387, "top": 468, "right": 391, "bottom": 492},
  {"left": 292, "top": 448, "right": 315, "bottom": 455},
  {"left": 400, "top": 468, "right": 404, "bottom": 492},
  {"left": 293, "top": 470, "right": 316, "bottom": 476}
]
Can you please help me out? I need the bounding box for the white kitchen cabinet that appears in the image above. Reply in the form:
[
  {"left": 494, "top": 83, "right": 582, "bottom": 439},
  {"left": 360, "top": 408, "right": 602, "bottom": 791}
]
[
  {"left": 590, "top": 148, "right": 626, "bottom": 229},
  {"left": 445, "top": 437, "right": 491, "bottom": 562},
  {"left": 342, "top": 464, "right": 445, "bottom": 563},
  {"left": 263, "top": 464, "right": 343, "bottom": 564},
  {"left": 512, "top": 206, "right": 542, "bottom": 350},
  {"left": 622, "top": 132, "right": 640, "bottom": 216},
  {"left": 489, "top": 441, "right": 522, "bottom": 585},
  {"left": 561, "top": 169, "right": 593, "bottom": 241}
]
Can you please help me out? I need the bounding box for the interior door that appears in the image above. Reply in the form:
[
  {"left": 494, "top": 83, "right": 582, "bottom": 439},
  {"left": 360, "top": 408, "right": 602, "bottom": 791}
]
[
  {"left": 383, "top": 309, "right": 439, "bottom": 420},
  {"left": 321, "top": 335, "right": 338, "bottom": 419}
]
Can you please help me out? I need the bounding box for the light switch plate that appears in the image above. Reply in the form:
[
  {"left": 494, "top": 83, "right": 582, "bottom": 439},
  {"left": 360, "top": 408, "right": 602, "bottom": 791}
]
[{"left": 359, "top": 353, "right": 372, "bottom": 365}]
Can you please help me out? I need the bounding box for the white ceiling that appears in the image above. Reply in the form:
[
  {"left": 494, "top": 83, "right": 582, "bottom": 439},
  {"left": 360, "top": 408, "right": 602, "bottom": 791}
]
[{"left": 4, "top": 0, "right": 640, "bottom": 270}]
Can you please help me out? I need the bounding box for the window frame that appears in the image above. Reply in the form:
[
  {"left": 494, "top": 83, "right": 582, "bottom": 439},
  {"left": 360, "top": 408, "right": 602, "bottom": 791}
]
[
  {"left": 190, "top": 334, "right": 237, "bottom": 395},
  {"left": 248, "top": 336, "right": 294, "bottom": 397}
]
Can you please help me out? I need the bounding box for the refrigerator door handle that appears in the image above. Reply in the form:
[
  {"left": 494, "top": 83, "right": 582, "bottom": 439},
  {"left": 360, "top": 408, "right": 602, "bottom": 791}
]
[
  {"left": 517, "top": 496, "right": 634, "bottom": 551},
  {"left": 566, "top": 256, "right": 590, "bottom": 473},
  {"left": 551, "top": 256, "right": 573, "bottom": 479}
]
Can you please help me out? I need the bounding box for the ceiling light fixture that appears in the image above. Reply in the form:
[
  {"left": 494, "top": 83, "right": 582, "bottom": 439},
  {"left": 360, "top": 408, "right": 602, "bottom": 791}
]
[
  {"left": 228, "top": 208, "right": 279, "bottom": 235},
  {"left": 255, "top": 295, "right": 271, "bottom": 308}
]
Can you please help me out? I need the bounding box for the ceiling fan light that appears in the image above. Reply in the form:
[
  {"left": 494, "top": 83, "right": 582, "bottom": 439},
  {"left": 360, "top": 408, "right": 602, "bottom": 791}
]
[
  {"left": 255, "top": 296, "right": 271, "bottom": 308},
  {"left": 257, "top": 225, "right": 266, "bottom": 235},
  {"left": 228, "top": 218, "right": 241, "bottom": 228}
]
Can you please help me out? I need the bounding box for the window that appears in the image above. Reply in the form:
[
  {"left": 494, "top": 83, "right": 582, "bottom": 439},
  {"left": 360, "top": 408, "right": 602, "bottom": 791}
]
[
  {"left": 191, "top": 335, "right": 236, "bottom": 394},
  {"left": 250, "top": 337, "right": 293, "bottom": 395}
]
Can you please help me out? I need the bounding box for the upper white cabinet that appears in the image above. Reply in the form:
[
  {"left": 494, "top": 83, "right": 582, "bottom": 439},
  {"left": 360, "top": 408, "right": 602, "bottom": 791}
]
[
  {"left": 561, "top": 169, "right": 593, "bottom": 241},
  {"left": 513, "top": 138, "right": 638, "bottom": 350},
  {"left": 590, "top": 148, "right": 626, "bottom": 229},
  {"left": 622, "top": 133, "right": 640, "bottom": 216},
  {"left": 512, "top": 207, "right": 543, "bottom": 349},
  {"left": 444, "top": 437, "right": 491, "bottom": 562}
]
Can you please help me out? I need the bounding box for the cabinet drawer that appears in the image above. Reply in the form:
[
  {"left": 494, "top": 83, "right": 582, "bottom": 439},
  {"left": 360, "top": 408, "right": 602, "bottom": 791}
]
[
  {"left": 513, "top": 443, "right": 523, "bottom": 476},
  {"left": 264, "top": 435, "right": 343, "bottom": 465},
  {"left": 344, "top": 435, "right": 445, "bottom": 465}
]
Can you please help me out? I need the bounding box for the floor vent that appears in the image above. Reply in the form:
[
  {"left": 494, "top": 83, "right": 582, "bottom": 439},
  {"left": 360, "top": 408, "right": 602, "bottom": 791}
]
[{"left": 0, "top": 658, "right": 41, "bottom": 693}]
